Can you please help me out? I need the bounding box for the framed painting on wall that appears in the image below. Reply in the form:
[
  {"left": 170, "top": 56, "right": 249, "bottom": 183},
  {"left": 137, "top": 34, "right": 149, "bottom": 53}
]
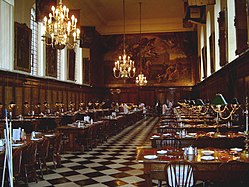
[
  {"left": 36, "top": 0, "right": 57, "bottom": 22},
  {"left": 202, "top": 46, "right": 207, "bottom": 79},
  {"left": 209, "top": 33, "right": 215, "bottom": 73},
  {"left": 46, "top": 44, "right": 57, "bottom": 77},
  {"left": 14, "top": 22, "right": 31, "bottom": 73},
  {"left": 68, "top": 49, "right": 75, "bottom": 81}
]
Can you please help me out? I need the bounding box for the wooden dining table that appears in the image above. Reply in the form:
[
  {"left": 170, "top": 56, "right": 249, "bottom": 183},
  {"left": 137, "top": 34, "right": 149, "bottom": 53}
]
[
  {"left": 57, "top": 121, "right": 104, "bottom": 152},
  {"left": 150, "top": 131, "right": 246, "bottom": 148},
  {"left": 157, "top": 123, "right": 241, "bottom": 133},
  {"left": 136, "top": 146, "right": 249, "bottom": 187}
]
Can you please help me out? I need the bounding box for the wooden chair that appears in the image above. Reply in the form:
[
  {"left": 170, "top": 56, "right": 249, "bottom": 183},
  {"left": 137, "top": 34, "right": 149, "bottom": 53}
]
[
  {"left": 21, "top": 142, "right": 38, "bottom": 184},
  {"left": 193, "top": 136, "right": 212, "bottom": 148},
  {"left": 97, "top": 121, "right": 109, "bottom": 143},
  {"left": 37, "top": 138, "right": 50, "bottom": 178},
  {"left": 158, "top": 127, "right": 176, "bottom": 134},
  {"left": 13, "top": 149, "right": 22, "bottom": 184},
  {"left": 214, "top": 160, "right": 249, "bottom": 187},
  {"left": 229, "top": 136, "right": 245, "bottom": 148},
  {"left": 157, "top": 139, "right": 182, "bottom": 187},
  {"left": 160, "top": 138, "right": 181, "bottom": 149},
  {"left": 77, "top": 124, "right": 98, "bottom": 151},
  {"left": 165, "top": 160, "right": 196, "bottom": 187},
  {"left": 52, "top": 133, "right": 63, "bottom": 169}
]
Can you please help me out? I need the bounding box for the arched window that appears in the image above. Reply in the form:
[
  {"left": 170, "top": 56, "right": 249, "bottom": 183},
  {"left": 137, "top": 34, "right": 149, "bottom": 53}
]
[
  {"left": 206, "top": 11, "right": 211, "bottom": 77},
  {"left": 214, "top": 0, "right": 221, "bottom": 71},
  {"left": 30, "top": 6, "right": 38, "bottom": 75},
  {"left": 227, "top": 0, "right": 237, "bottom": 62},
  {"left": 200, "top": 26, "right": 205, "bottom": 81}
]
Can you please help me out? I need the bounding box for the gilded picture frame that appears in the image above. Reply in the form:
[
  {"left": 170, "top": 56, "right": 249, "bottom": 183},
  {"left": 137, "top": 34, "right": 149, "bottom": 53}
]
[
  {"left": 46, "top": 44, "right": 57, "bottom": 77},
  {"left": 14, "top": 22, "right": 31, "bottom": 73}
]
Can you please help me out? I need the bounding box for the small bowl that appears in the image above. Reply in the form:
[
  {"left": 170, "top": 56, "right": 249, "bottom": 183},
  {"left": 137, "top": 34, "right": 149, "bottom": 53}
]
[
  {"left": 201, "top": 150, "right": 214, "bottom": 156},
  {"left": 157, "top": 150, "right": 167, "bottom": 154}
]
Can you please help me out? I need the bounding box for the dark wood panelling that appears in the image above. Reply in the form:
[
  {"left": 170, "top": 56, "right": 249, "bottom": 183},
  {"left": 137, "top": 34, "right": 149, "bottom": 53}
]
[
  {"left": 15, "top": 87, "right": 23, "bottom": 115},
  {"left": 0, "top": 70, "right": 104, "bottom": 117},
  {"left": 5, "top": 86, "right": 13, "bottom": 106},
  {"left": 193, "top": 50, "right": 249, "bottom": 102}
]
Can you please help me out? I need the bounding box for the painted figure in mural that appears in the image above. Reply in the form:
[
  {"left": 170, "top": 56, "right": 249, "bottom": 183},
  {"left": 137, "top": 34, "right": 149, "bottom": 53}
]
[{"left": 156, "top": 64, "right": 180, "bottom": 82}]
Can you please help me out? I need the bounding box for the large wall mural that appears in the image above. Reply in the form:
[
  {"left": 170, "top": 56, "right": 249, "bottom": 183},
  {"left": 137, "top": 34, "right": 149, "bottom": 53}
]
[{"left": 102, "top": 31, "right": 197, "bottom": 86}]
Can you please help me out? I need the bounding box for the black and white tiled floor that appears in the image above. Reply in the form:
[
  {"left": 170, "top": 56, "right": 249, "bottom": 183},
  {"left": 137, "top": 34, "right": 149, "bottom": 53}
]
[{"left": 24, "top": 117, "right": 159, "bottom": 187}]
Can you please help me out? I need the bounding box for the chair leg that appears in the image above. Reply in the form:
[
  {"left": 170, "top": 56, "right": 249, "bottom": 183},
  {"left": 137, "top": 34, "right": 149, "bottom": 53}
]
[
  {"left": 38, "top": 158, "right": 43, "bottom": 178},
  {"left": 42, "top": 159, "right": 48, "bottom": 172},
  {"left": 24, "top": 167, "right": 28, "bottom": 184},
  {"left": 53, "top": 156, "right": 57, "bottom": 169},
  {"left": 33, "top": 166, "right": 38, "bottom": 183},
  {"left": 157, "top": 180, "right": 162, "bottom": 187}
]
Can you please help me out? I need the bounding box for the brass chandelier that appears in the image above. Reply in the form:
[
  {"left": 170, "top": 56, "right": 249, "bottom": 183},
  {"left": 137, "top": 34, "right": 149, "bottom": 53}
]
[
  {"left": 113, "top": 0, "right": 136, "bottom": 79},
  {"left": 135, "top": 2, "right": 147, "bottom": 86},
  {"left": 42, "top": 0, "right": 80, "bottom": 50}
]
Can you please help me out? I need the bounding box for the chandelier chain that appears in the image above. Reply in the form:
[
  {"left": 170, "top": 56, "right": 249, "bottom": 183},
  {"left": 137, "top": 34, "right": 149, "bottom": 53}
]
[{"left": 136, "top": 2, "right": 148, "bottom": 86}]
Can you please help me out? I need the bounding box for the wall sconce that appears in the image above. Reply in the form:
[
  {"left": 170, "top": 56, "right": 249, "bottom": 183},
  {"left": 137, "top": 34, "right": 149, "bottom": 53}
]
[
  {"left": 23, "top": 101, "right": 29, "bottom": 108},
  {"left": 210, "top": 94, "right": 240, "bottom": 135},
  {"left": 110, "top": 89, "right": 121, "bottom": 95}
]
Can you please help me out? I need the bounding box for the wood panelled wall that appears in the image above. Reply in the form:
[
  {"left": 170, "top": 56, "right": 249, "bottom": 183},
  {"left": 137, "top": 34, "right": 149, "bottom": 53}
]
[
  {"left": 109, "top": 86, "right": 193, "bottom": 107},
  {"left": 0, "top": 70, "right": 108, "bottom": 116},
  {"left": 0, "top": 68, "right": 193, "bottom": 117},
  {"left": 193, "top": 50, "right": 249, "bottom": 104}
]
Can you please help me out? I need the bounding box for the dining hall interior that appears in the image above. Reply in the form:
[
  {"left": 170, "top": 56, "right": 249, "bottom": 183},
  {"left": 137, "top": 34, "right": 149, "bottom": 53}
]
[{"left": 0, "top": 0, "right": 249, "bottom": 186}]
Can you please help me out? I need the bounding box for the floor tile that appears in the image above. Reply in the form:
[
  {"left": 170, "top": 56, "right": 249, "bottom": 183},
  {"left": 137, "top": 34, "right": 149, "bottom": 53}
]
[{"left": 25, "top": 117, "right": 159, "bottom": 187}]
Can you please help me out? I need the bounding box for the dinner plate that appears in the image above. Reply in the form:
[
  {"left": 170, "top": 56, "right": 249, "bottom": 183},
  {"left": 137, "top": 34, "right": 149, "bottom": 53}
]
[
  {"left": 144, "top": 155, "right": 158, "bottom": 160},
  {"left": 238, "top": 131, "right": 245, "bottom": 135},
  {"left": 44, "top": 134, "right": 54, "bottom": 137},
  {"left": 163, "top": 133, "right": 171, "bottom": 136},
  {"left": 201, "top": 150, "right": 214, "bottom": 155},
  {"left": 184, "top": 135, "right": 193, "bottom": 138},
  {"left": 188, "top": 133, "right": 196, "bottom": 136},
  {"left": 157, "top": 150, "right": 167, "bottom": 154},
  {"left": 32, "top": 138, "right": 42, "bottom": 141},
  {"left": 201, "top": 156, "right": 215, "bottom": 160},
  {"left": 151, "top": 135, "right": 160, "bottom": 138},
  {"left": 230, "top": 148, "right": 243, "bottom": 152},
  {"left": 12, "top": 143, "right": 23, "bottom": 147},
  {"left": 217, "top": 135, "right": 226, "bottom": 138}
]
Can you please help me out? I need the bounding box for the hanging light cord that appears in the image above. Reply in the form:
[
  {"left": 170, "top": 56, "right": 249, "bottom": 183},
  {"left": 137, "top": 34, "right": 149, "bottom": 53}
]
[
  {"left": 139, "top": 2, "right": 142, "bottom": 72},
  {"left": 123, "top": 0, "right": 126, "bottom": 54}
]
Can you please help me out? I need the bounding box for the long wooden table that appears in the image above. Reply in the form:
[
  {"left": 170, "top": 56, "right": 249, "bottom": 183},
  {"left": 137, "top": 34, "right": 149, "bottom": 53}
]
[
  {"left": 150, "top": 131, "right": 245, "bottom": 148},
  {"left": 136, "top": 146, "right": 249, "bottom": 187},
  {"left": 57, "top": 121, "right": 104, "bottom": 152},
  {"left": 157, "top": 123, "right": 240, "bottom": 133}
]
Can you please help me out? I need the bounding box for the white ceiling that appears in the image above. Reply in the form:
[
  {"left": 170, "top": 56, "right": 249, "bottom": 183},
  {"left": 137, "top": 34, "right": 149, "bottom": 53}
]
[{"left": 64, "top": 0, "right": 195, "bottom": 35}]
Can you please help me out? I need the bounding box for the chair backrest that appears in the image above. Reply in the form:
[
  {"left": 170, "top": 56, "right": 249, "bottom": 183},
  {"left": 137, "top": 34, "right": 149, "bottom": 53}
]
[
  {"left": 160, "top": 128, "right": 176, "bottom": 134},
  {"left": 161, "top": 138, "right": 181, "bottom": 149},
  {"left": 165, "top": 160, "right": 196, "bottom": 187},
  {"left": 38, "top": 138, "right": 50, "bottom": 158},
  {"left": 13, "top": 149, "right": 22, "bottom": 177},
  {"left": 218, "top": 160, "right": 249, "bottom": 186},
  {"left": 193, "top": 136, "right": 212, "bottom": 148},
  {"left": 23, "top": 142, "right": 37, "bottom": 165},
  {"left": 229, "top": 136, "right": 245, "bottom": 148},
  {"left": 54, "top": 133, "right": 63, "bottom": 154}
]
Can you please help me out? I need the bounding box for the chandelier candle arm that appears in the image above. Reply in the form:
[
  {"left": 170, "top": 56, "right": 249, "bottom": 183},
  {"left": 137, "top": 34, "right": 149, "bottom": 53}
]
[
  {"left": 113, "top": 0, "right": 136, "bottom": 79},
  {"left": 42, "top": 0, "right": 80, "bottom": 50}
]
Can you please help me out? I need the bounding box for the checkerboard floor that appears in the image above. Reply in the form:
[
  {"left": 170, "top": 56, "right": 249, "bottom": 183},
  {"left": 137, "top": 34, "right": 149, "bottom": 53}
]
[{"left": 18, "top": 117, "right": 160, "bottom": 187}]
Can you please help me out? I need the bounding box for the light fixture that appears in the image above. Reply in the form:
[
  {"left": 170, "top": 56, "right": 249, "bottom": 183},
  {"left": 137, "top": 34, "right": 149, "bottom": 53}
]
[
  {"left": 210, "top": 94, "right": 240, "bottom": 135},
  {"left": 42, "top": 0, "right": 80, "bottom": 50},
  {"left": 136, "top": 2, "right": 147, "bottom": 86},
  {"left": 113, "top": 0, "right": 136, "bottom": 79}
]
